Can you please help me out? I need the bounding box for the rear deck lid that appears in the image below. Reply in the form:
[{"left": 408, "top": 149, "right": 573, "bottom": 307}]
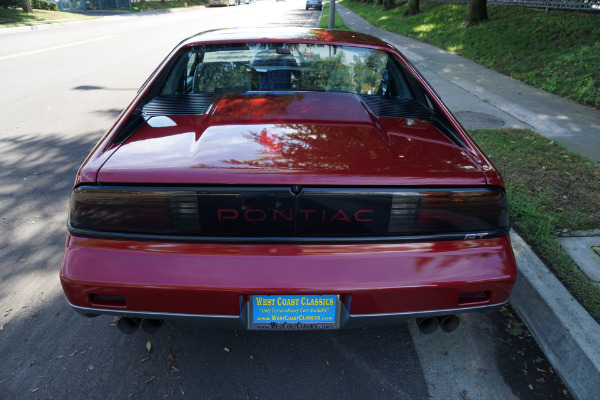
[{"left": 97, "top": 92, "right": 486, "bottom": 186}]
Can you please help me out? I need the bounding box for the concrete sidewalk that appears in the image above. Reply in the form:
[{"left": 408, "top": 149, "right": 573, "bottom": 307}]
[{"left": 335, "top": 5, "right": 600, "bottom": 399}]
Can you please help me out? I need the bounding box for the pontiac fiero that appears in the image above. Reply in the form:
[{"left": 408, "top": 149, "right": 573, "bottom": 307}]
[{"left": 60, "top": 28, "right": 517, "bottom": 334}]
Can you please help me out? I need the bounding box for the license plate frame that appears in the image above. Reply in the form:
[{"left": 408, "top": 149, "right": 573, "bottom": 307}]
[{"left": 248, "top": 294, "right": 340, "bottom": 330}]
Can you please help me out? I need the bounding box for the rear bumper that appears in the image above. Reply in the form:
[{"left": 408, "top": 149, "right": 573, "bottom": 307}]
[
  {"left": 69, "top": 301, "right": 507, "bottom": 330},
  {"left": 60, "top": 235, "right": 517, "bottom": 329}
]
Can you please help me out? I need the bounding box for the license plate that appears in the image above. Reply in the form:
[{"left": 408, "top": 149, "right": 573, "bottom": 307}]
[{"left": 248, "top": 295, "right": 339, "bottom": 330}]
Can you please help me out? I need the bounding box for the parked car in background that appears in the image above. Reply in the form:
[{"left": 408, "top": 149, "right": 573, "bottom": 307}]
[
  {"left": 306, "top": 0, "right": 322, "bottom": 9},
  {"left": 60, "top": 28, "right": 517, "bottom": 335},
  {"left": 208, "top": 0, "right": 236, "bottom": 6}
]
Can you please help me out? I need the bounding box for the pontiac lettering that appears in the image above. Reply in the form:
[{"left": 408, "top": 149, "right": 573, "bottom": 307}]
[{"left": 217, "top": 208, "right": 373, "bottom": 222}]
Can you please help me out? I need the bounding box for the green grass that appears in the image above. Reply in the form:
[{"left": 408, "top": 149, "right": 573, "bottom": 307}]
[
  {"left": 342, "top": 1, "right": 600, "bottom": 108},
  {"left": 0, "top": 8, "right": 95, "bottom": 27},
  {"left": 319, "top": 1, "right": 350, "bottom": 30},
  {"left": 470, "top": 128, "right": 600, "bottom": 322}
]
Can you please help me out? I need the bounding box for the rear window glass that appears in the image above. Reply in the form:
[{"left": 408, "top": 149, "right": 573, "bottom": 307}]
[{"left": 160, "top": 43, "right": 414, "bottom": 99}]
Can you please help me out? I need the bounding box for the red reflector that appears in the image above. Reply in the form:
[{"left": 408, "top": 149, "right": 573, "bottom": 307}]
[
  {"left": 89, "top": 294, "right": 126, "bottom": 307},
  {"left": 458, "top": 291, "right": 491, "bottom": 305}
]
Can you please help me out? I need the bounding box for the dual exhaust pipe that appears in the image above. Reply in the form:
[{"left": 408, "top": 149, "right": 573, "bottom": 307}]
[
  {"left": 416, "top": 315, "right": 460, "bottom": 334},
  {"left": 117, "top": 317, "right": 163, "bottom": 335},
  {"left": 118, "top": 315, "right": 459, "bottom": 335}
]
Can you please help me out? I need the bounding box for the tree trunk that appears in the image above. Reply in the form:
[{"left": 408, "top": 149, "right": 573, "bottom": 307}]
[
  {"left": 382, "top": 0, "right": 394, "bottom": 10},
  {"left": 403, "top": 0, "right": 420, "bottom": 16},
  {"left": 465, "top": 0, "right": 488, "bottom": 26},
  {"left": 375, "top": 0, "right": 382, "bottom": 5},
  {"left": 20, "top": 0, "right": 33, "bottom": 12}
]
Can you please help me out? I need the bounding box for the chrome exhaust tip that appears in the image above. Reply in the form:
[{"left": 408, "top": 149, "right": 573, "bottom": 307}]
[
  {"left": 416, "top": 317, "right": 439, "bottom": 334},
  {"left": 141, "top": 318, "right": 163, "bottom": 335},
  {"left": 117, "top": 317, "right": 140, "bottom": 334},
  {"left": 438, "top": 315, "right": 460, "bottom": 333}
]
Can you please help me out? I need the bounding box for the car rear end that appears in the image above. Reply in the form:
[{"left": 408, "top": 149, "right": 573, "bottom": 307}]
[
  {"left": 60, "top": 29, "right": 517, "bottom": 334},
  {"left": 306, "top": 0, "right": 322, "bottom": 9}
]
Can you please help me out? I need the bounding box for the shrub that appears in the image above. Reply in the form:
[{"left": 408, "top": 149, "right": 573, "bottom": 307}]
[
  {"left": 30, "top": 0, "right": 59, "bottom": 9},
  {"left": 1, "top": 0, "right": 21, "bottom": 8}
]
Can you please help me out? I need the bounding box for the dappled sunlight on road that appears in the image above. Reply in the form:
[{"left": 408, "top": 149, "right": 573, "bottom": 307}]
[{"left": 0, "top": 131, "right": 99, "bottom": 323}]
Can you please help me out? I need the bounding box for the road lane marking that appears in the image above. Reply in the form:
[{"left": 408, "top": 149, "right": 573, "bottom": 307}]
[{"left": 0, "top": 35, "right": 114, "bottom": 61}]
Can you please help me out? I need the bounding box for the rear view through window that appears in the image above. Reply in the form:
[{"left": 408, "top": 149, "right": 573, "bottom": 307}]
[{"left": 161, "top": 43, "right": 414, "bottom": 98}]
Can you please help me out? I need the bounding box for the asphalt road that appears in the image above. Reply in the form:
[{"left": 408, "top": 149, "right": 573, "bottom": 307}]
[{"left": 0, "top": 3, "right": 570, "bottom": 399}]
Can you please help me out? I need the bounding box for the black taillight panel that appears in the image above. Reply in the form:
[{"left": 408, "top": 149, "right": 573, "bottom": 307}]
[
  {"left": 194, "top": 188, "right": 295, "bottom": 236},
  {"left": 296, "top": 189, "right": 393, "bottom": 236},
  {"left": 70, "top": 186, "right": 295, "bottom": 236},
  {"left": 68, "top": 186, "right": 508, "bottom": 242},
  {"left": 70, "top": 188, "right": 201, "bottom": 235}
]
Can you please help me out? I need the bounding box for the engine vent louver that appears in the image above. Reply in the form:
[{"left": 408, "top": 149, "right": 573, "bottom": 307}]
[
  {"left": 142, "top": 94, "right": 215, "bottom": 117},
  {"left": 361, "top": 96, "right": 434, "bottom": 120},
  {"left": 361, "top": 95, "right": 466, "bottom": 148}
]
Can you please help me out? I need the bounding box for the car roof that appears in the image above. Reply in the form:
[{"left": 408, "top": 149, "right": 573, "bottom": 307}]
[{"left": 180, "top": 27, "right": 396, "bottom": 51}]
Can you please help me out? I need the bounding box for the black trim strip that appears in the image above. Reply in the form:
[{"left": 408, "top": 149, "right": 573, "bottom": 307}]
[
  {"left": 113, "top": 110, "right": 147, "bottom": 144},
  {"left": 68, "top": 223, "right": 508, "bottom": 244},
  {"left": 430, "top": 113, "right": 466, "bottom": 148},
  {"left": 69, "top": 300, "right": 508, "bottom": 330}
]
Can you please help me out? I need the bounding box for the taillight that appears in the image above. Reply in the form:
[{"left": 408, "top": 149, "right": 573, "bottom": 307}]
[
  {"left": 390, "top": 189, "right": 508, "bottom": 234},
  {"left": 296, "top": 187, "right": 507, "bottom": 237},
  {"left": 70, "top": 188, "right": 200, "bottom": 235},
  {"left": 68, "top": 186, "right": 508, "bottom": 240}
]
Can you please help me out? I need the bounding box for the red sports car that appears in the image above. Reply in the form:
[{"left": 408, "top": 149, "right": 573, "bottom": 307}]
[{"left": 60, "top": 28, "right": 517, "bottom": 334}]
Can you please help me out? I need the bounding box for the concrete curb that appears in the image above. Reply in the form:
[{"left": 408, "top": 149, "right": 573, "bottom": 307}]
[
  {"left": 510, "top": 231, "right": 600, "bottom": 399},
  {"left": 0, "top": 19, "right": 89, "bottom": 35}
]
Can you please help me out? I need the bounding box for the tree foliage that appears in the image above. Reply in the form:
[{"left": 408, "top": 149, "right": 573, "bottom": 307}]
[{"left": 0, "top": 0, "right": 20, "bottom": 8}]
